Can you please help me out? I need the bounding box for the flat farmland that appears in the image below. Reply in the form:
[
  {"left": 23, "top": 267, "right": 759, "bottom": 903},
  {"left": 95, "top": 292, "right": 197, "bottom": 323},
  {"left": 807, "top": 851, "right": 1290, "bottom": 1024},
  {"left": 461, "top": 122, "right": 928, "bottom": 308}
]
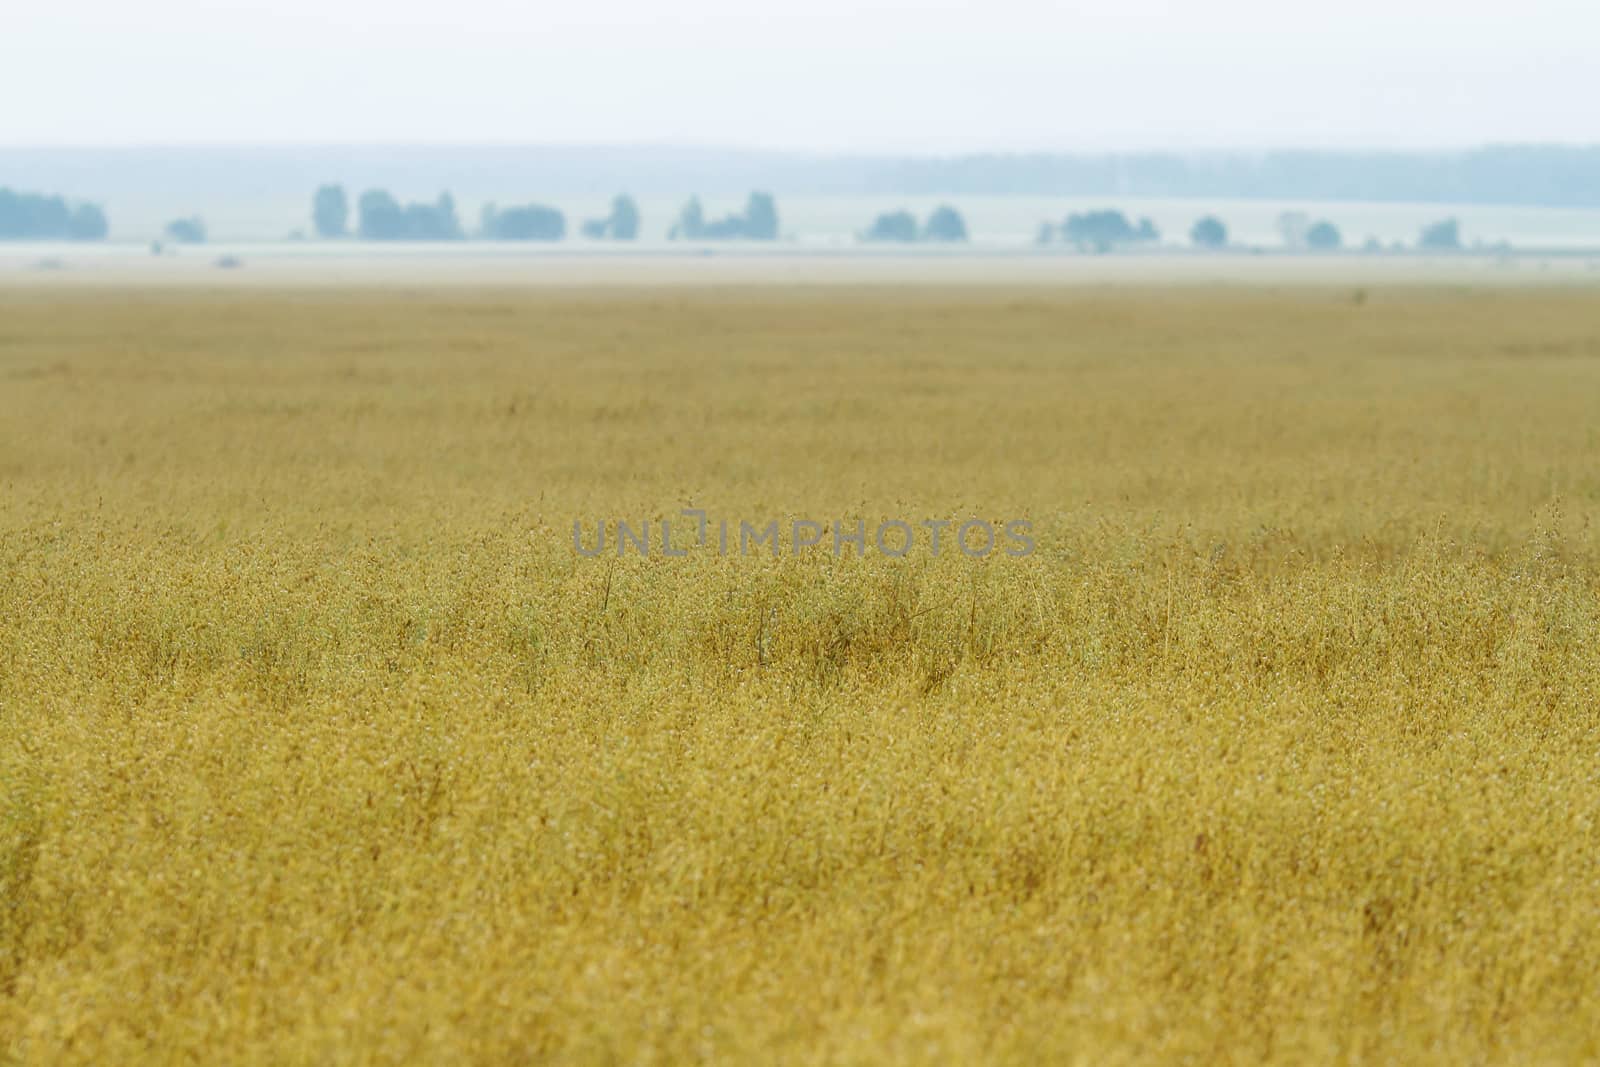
[{"left": 2, "top": 286, "right": 1599, "bottom": 1063}]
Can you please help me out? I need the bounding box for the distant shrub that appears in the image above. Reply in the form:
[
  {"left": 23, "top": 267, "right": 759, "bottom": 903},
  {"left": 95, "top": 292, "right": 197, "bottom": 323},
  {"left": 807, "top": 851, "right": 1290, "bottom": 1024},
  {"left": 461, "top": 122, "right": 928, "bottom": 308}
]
[{"left": 165, "top": 217, "right": 207, "bottom": 244}]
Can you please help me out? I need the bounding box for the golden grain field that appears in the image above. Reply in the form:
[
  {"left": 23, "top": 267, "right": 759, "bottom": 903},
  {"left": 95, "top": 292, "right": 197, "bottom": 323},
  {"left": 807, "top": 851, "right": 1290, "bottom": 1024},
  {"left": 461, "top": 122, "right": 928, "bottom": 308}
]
[{"left": 2, "top": 285, "right": 1599, "bottom": 1064}]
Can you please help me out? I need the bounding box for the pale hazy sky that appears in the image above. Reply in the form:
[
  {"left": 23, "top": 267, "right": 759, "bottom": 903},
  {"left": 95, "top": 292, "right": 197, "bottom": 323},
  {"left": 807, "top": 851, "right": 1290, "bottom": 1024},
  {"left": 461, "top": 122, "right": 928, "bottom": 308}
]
[{"left": 4, "top": 0, "right": 1596, "bottom": 152}]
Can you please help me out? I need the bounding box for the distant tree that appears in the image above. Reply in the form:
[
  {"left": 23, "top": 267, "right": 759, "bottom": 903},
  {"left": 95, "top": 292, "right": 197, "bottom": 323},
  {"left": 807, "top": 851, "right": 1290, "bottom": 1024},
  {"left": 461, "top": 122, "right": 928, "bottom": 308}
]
[
  {"left": 609, "top": 195, "right": 640, "bottom": 240},
  {"left": 313, "top": 184, "right": 349, "bottom": 238},
  {"left": 1136, "top": 217, "right": 1160, "bottom": 243},
  {"left": 861, "top": 210, "right": 920, "bottom": 243},
  {"left": 668, "top": 192, "right": 776, "bottom": 240},
  {"left": 410, "top": 193, "right": 463, "bottom": 241},
  {"left": 1062, "top": 210, "right": 1138, "bottom": 252},
  {"left": 1277, "top": 211, "right": 1311, "bottom": 249},
  {"left": 1419, "top": 218, "right": 1461, "bottom": 250},
  {"left": 68, "top": 204, "right": 109, "bottom": 241},
  {"left": 1035, "top": 222, "right": 1058, "bottom": 245},
  {"left": 668, "top": 197, "right": 706, "bottom": 240},
  {"left": 358, "top": 190, "right": 404, "bottom": 240},
  {"left": 743, "top": 191, "right": 778, "bottom": 240},
  {"left": 358, "top": 190, "right": 463, "bottom": 240},
  {"left": 164, "top": 217, "right": 207, "bottom": 244},
  {"left": 481, "top": 203, "right": 566, "bottom": 241},
  {"left": 583, "top": 195, "right": 641, "bottom": 240},
  {"left": 923, "top": 205, "right": 968, "bottom": 242},
  {"left": 0, "top": 188, "right": 109, "bottom": 240},
  {"left": 1190, "top": 216, "right": 1228, "bottom": 249},
  {"left": 1305, "top": 221, "right": 1343, "bottom": 251}
]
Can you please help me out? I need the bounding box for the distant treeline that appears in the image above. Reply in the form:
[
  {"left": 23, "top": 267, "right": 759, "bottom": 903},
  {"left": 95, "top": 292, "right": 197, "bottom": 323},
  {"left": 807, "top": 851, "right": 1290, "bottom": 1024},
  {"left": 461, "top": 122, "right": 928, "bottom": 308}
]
[
  {"left": 859, "top": 205, "right": 968, "bottom": 243},
  {"left": 0, "top": 178, "right": 1484, "bottom": 252},
  {"left": 1022, "top": 209, "right": 1468, "bottom": 253},
  {"left": 1038, "top": 210, "right": 1161, "bottom": 251},
  {"left": 0, "top": 188, "right": 108, "bottom": 240},
  {"left": 294, "top": 189, "right": 1484, "bottom": 251},
  {"left": 668, "top": 193, "right": 778, "bottom": 240},
  {"left": 309, "top": 186, "right": 777, "bottom": 241},
  {"left": 860, "top": 146, "right": 1600, "bottom": 206},
  {"left": 310, "top": 184, "right": 600, "bottom": 241},
  {"left": 9, "top": 145, "right": 1600, "bottom": 217}
]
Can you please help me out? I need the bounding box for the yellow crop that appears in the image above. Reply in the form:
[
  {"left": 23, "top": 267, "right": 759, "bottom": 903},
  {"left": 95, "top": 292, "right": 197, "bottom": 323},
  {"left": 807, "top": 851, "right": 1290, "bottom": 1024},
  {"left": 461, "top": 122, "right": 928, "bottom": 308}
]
[{"left": 2, "top": 286, "right": 1598, "bottom": 1063}]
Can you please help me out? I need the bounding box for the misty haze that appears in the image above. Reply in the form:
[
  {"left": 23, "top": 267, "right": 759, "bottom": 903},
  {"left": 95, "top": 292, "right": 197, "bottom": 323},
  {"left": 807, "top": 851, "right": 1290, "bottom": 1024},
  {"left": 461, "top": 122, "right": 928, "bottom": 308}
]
[{"left": 6, "top": 3, "right": 1600, "bottom": 1064}]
